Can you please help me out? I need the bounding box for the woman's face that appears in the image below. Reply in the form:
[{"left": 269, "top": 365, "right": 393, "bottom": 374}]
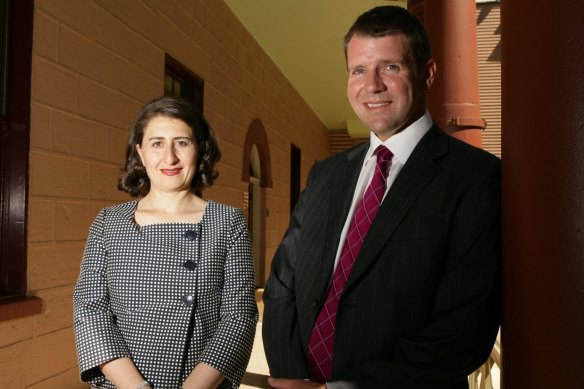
[{"left": 136, "top": 115, "right": 197, "bottom": 195}]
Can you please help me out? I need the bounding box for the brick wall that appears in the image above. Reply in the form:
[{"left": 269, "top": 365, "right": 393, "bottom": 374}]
[{"left": 0, "top": 0, "right": 330, "bottom": 387}]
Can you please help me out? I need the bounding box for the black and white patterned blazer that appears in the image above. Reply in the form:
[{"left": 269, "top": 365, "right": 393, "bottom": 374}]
[{"left": 74, "top": 200, "right": 258, "bottom": 389}]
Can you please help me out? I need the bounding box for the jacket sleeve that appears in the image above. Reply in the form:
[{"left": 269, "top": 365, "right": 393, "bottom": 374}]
[
  {"left": 330, "top": 157, "right": 501, "bottom": 389},
  {"left": 73, "top": 209, "right": 131, "bottom": 384},
  {"left": 197, "top": 208, "right": 259, "bottom": 388},
  {"left": 262, "top": 163, "right": 322, "bottom": 379}
]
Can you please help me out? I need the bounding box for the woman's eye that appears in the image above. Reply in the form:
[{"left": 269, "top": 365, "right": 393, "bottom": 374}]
[
  {"left": 152, "top": 141, "right": 163, "bottom": 148},
  {"left": 176, "top": 140, "right": 191, "bottom": 147}
]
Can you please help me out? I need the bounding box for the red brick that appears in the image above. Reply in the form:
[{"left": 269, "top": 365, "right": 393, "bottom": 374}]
[
  {"left": 93, "top": 4, "right": 161, "bottom": 78},
  {"left": 0, "top": 318, "right": 34, "bottom": 348},
  {"left": 78, "top": 77, "right": 138, "bottom": 129},
  {"left": 27, "top": 367, "right": 86, "bottom": 389},
  {"left": 34, "top": 10, "right": 58, "bottom": 60},
  {"left": 30, "top": 152, "right": 89, "bottom": 199},
  {"left": 26, "top": 328, "right": 78, "bottom": 386},
  {"left": 107, "top": 128, "right": 130, "bottom": 165},
  {"left": 54, "top": 201, "right": 96, "bottom": 242},
  {"left": 28, "top": 199, "right": 54, "bottom": 243},
  {"left": 59, "top": 25, "right": 101, "bottom": 81},
  {"left": 33, "top": 58, "right": 77, "bottom": 112},
  {"left": 89, "top": 163, "right": 132, "bottom": 202},
  {"left": 32, "top": 286, "right": 74, "bottom": 336},
  {"left": 28, "top": 243, "right": 85, "bottom": 291},
  {"left": 30, "top": 103, "right": 52, "bottom": 151},
  {"left": 0, "top": 342, "right": 26, "bottom": 388},
  {"left": 36, "top": 0, "right": 96, "bottom": 38},
  {"left": 51, "top": 110, "right": 94, "bottom": 158}
]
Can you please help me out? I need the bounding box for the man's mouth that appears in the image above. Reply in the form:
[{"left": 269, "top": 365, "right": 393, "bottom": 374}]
[{"left": 366, "top": 102, "right": 390, "bottom": 108}]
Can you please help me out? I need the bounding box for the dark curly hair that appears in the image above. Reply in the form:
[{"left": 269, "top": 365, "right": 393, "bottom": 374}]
[
  {"left": 118, "top": 96, "right": 221, "bottom": 197},
  {"left": 343, "top": 6, "right": 432, "bottom": 75}
]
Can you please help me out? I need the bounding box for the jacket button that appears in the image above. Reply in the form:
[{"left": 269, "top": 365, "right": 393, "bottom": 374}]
[
  {"left": 182, "top": 295, "right": 194, "bottom": 307},
  {"left": 184, "top": 230, "right": 197, "bottom": 240},
  {"left": 184, "top": 260, "right": 197, "bottom": 270},
  {"left": 312, "top": 299, "right": 319, "bottom": 309}
]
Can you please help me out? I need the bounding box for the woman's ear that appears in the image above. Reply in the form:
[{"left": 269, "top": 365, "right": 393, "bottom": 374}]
[{"left": 136, "top": 144, "right": 144, "bottom": 165}]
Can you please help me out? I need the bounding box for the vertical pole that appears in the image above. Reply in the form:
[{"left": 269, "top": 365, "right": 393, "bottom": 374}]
[
  {"left": 409, "top": 0, "right": 485, "bottom": 147},
  {"left": 501, "top": 0, "right": 584, "bottom": 387}
]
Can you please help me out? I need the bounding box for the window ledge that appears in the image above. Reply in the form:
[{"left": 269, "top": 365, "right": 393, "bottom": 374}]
[{"left": 0, "top": 295, "right": 43, "bottom": 322}]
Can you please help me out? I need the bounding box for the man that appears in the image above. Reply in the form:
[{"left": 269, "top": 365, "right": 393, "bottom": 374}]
[{"left": 263, "top": 6, "right": 500, "bottom": 389}]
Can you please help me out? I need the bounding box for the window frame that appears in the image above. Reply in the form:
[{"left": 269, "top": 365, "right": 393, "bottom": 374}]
[
  {"left": 0, "top": 0, "right": 42, "bottom": 321},
  {"left": 164, "top": 54, "right": 204, "bottom": 115}
]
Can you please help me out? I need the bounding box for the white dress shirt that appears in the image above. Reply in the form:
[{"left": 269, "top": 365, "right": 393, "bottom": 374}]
[{"left": 332, "top": 111, "right": 433, "bottom": 271}]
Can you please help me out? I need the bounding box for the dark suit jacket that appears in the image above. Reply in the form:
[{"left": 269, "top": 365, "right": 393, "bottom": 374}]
[{"left": 262, "top": 125, "right": 501, "bottom": 389}]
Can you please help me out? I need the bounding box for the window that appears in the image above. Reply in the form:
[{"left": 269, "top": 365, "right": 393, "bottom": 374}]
[
  {"left": 164, "top": 54, "right": 204, "bottom": 115},
  {"left": 0, "top": 0, "right": 41, "bottom": 320},
  {"left": 290, "top": 144, "right": 301, "bottom": 212},
  {"left": 0, "top": 1, "right": 7, "bottom": 115}
]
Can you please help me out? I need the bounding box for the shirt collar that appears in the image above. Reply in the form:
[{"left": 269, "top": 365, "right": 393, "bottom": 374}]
[{"left": 366, "top": 111, "right": 433, "bottom": 164}]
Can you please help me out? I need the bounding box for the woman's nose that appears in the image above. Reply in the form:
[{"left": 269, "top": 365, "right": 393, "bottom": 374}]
[{"left": 163, "top": 145, "right": 179, "bottom": 164}]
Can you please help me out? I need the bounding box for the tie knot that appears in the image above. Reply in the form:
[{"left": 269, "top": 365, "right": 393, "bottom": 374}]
[{"left": 375, "top": 145, "right": 392, "bottom": 164}]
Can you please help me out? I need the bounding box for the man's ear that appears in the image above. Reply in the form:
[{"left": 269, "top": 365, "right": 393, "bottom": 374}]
[{"left": 424, "top": 59, "right": 437, "bottom": 90}]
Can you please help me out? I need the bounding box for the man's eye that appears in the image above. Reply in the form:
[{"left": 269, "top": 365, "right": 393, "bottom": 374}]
[
  {"left": 351, "top": 68, "right": 365, "bottom": 76},
  {"left": 384, "top": 64, "right": 400, "bottom": 73}
]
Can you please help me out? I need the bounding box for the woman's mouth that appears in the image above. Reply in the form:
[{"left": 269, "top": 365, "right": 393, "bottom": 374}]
[{"left": 161, "top": 168, "right": 181, "bottom": 176}]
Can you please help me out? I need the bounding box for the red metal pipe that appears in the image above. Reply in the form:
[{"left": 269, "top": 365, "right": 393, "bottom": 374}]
[{"left": 409, "top": 0, "right": 484, "bottom": 147}]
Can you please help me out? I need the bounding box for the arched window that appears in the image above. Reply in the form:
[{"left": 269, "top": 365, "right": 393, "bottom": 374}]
[{"left": 242, "top": 119, "right": 272, "bottom": 286}]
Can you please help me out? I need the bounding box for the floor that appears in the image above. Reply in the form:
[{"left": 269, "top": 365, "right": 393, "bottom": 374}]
[
  {"left": 240, "top": 321, "right": 270, "bottom": 389},
  {"left": 240, "top": 289, "right": 270, "bottom": 389}
]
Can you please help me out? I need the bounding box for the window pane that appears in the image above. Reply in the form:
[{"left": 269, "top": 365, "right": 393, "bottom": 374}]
[
  {"left": 174, "top": 79, "right": 181, "bottom": 97},
  {"left": 0, "top": 0, "right": 8, "bottom": 116},
  {"left": 164, "top": 54, "right": 204, "bottom": 115}
]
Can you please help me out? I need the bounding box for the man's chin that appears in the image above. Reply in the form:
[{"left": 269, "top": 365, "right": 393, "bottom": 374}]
[{"left": 369, "top": 125, "right": 402, "bottom": 141}]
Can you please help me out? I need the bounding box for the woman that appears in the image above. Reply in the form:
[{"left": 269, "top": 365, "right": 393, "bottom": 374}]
[{"left": 74, "top": 97, "right": 258, "bottom": 389}]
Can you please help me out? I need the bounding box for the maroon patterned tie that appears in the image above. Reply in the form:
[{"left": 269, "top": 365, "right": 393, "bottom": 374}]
[{"left": 307, "top": 145, "right": 392, "bottom": 382}]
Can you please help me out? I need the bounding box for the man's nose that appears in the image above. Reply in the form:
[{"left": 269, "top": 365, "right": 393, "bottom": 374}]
[{"left": 365, "top": 71, "right": 386, "bottom": 93}]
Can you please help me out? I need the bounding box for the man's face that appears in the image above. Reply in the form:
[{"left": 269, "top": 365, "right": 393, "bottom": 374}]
[{"left": 346, "top": 34, "right": 435, "bottom": 141}]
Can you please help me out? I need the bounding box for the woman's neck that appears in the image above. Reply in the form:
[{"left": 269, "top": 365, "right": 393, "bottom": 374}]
[{"left": 134, "top": 190, "right": 208, "bottom": 226}]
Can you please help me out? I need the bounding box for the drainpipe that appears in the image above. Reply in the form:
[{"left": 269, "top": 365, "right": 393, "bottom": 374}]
[
  {"left": 408, "top": 0, "right": 484, "bottom": 148},
  {"left": 501, "top": 0, "right": 584, "bottom": 387}
]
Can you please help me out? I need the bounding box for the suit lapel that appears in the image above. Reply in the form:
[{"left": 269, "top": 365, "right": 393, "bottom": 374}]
[
  {"left": 315, "top": 143, "right": 368, "bottom": 298},
  {"left": 326, "top": 144, "right": 368, "bottom": 251},
  {"left": 344, "top": 126, "right": 448, "bottom": 292}
]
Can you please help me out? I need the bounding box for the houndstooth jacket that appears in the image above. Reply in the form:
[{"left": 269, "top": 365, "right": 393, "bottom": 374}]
[{"left": 73, "top": 200, "right": 258, "bottom": 389}]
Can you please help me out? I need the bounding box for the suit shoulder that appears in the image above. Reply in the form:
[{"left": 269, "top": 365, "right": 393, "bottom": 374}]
[
  {"left": 205, "top": 201, "right": 247, "bottom": 228},
  {"left": 101, "top": 200, "right": 138, "bottom": 220},
  {"left": 446, "top": 133, "right": 500, "bottom": 168},
  {"left": 207, "top": 201, "right": 243, "bottom": 216},
  {"left": 315, "top": 141, "right": 368, "bottom": 170}
]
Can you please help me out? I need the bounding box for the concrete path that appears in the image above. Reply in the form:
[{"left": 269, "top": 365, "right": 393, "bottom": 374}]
[
  {"left": 241, "top": 289, "right": 270, "bottom": 389},
  {"left": 241, "top": 321, "right": 270, "bottom": 389}
]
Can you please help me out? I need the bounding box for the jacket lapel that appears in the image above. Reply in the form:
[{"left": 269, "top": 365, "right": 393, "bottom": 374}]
[
  {"left": 316, "top": 143, "right": 368, "bottom": 296},
  {"left": 344, "top": 126, "right": 448, "bottom": 292}
]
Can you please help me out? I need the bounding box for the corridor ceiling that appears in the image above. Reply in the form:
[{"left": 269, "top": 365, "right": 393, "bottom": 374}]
[{"left": 224, "top": 0, "right": 406, "bottom": 137}]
